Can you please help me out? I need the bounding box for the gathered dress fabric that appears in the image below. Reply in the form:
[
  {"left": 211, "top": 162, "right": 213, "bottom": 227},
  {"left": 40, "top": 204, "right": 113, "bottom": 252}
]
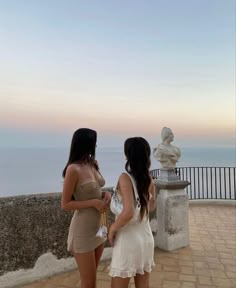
[
  {"left": 109, "top": 173, "right": 155, "bottom": 278},
  {"left": 67, "top": 181, "right": 106, "bottom": 253}
]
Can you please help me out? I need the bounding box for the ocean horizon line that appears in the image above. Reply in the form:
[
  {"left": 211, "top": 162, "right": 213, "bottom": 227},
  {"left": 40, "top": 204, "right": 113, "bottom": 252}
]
[{"left": 0, "top": 144, "right": 235, "bottom": 149}]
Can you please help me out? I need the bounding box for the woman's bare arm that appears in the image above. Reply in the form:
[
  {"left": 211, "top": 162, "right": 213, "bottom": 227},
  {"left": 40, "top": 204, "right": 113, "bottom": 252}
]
[
  {"left": 112, "top": 173, "right": 135, "bottom": 229},
  {"left": 149, "top": 178, "right": 156, "bottom": 212},
  {"left": 108, "top": 173, "right": 135, "bottom": 246}
]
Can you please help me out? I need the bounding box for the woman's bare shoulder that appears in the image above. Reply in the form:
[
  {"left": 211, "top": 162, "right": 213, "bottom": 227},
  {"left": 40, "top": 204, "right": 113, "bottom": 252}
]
[
  {"left": 65, "top": 163, "right": 81, "bottom": 175},
  {"left": 119, "top": 172, "right": 131, "bottom": 183},
  {"left": 117, "top": 173, "right": 132, "bottom": 190},
  {"left": 68, "top": 163, "right": 80, "bottom": 170}
]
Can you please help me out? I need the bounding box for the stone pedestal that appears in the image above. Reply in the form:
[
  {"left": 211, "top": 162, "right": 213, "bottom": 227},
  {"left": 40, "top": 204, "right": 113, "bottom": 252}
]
[
  {"left": 158, "top": 168, "right": 180, "bottom": 182},
  {"left": 155, "top": 169, "right": 190, "bottom": 251}
]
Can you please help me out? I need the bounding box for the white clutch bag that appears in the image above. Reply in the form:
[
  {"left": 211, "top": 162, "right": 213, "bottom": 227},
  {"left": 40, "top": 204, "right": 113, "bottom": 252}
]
[
  {"left": 110, "top": 174, "right": 141, "bottom": 223},
  {"left": 96, "top": 210, "right": 108, "bottom": 239},
  {"left": 110, "top": 188, "right": 123, "bottom": 216},
  {"left": 96, "top": 225, "right": 108, "bottom": 238}
]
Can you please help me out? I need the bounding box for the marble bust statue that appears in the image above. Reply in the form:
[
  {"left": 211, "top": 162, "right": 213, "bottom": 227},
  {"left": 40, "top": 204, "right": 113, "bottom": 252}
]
[{"left": 153, "top": 127, "right": 181, "bottom": 168}]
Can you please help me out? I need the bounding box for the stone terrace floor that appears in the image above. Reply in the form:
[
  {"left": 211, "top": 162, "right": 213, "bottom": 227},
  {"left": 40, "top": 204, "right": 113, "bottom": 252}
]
[{"left": 23, "top": 203, "right": 236, "bottom": 288}]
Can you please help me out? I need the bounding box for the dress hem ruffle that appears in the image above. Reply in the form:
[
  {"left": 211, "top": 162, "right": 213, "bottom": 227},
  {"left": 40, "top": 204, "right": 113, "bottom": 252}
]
[{"left": 109, "top": 262, "right": 155, "bottom": 278}]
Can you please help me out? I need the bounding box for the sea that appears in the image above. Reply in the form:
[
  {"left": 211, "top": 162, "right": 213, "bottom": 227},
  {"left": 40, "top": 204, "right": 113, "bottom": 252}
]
[{"left": 0, "top": 146, "right": 235, "bottom": 197}]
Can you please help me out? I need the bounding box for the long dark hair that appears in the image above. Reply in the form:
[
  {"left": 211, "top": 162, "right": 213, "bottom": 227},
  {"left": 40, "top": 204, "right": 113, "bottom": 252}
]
[
  {"left": 62, "top": 128, "right": 97, "bottom": 177},
  {"left": 125, "top": 137, "right": 151, "bottom": 219}
]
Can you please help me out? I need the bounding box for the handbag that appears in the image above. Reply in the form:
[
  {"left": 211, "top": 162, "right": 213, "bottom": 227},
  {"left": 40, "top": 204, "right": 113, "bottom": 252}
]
[
  {"left": 110, "top": 187, "right": 123, "bottom": 216},
  {"left": 96, "top": 209, "right": 109, "bottom": 239},
  {"left": 110, "top": 173, "right": 140, "bottom": 217}
]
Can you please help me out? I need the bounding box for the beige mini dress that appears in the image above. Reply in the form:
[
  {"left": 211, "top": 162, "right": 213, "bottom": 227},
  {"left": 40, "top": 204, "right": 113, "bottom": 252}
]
[{"left": 67, "top": 181, "right": 106, "bottom": 253}]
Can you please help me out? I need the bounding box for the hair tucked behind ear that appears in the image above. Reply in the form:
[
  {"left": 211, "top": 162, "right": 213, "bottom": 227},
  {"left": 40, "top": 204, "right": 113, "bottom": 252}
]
[{"left": 124, "top": 137, "right": 151, "bottom": 219}]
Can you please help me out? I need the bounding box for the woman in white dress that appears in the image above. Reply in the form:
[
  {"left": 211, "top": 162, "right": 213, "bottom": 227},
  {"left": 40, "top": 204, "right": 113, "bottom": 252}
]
[{"left": 109, "top": 137, "right": 156, "bottom": 288}]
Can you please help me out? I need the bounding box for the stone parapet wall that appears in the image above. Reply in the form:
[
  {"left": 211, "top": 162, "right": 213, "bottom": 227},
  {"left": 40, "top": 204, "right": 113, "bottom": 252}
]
[{"left": 0, "top": 189, "right": 115, "bottom": 276}]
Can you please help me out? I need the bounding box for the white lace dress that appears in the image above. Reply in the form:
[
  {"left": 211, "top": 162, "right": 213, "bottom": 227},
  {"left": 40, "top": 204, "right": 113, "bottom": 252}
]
[{"left": 109, "top": 173, "right": 155, "bottom": 278}]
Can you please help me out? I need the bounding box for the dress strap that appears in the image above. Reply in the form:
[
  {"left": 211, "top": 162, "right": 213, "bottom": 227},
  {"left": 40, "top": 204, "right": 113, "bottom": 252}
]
[{"left": 125, "top": 173, "right": 140, "bottom": 204}]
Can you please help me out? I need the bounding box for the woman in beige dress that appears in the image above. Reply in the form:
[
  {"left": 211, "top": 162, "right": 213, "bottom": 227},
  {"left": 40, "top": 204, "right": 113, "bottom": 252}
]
[{"left": 61, "top": 128, "right": 111, "bottom": 288}]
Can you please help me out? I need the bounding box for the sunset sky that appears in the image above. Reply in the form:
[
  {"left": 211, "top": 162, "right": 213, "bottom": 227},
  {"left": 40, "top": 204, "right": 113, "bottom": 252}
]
[{"left": 0, "top": 0, "right": 235, "bottom": 148}]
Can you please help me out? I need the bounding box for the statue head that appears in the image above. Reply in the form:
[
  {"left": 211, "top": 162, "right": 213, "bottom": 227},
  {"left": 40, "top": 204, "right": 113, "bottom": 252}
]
[{"left": 161, "top": 127, "right": 174, "bottom": 144}]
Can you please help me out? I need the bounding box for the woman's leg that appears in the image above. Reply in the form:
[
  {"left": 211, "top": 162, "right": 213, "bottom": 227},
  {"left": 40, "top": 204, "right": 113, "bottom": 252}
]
[
  {"left": 73, "top": 251, "right": 97, "bottom": 288},
  {"left": 111, "top": 277, "right": 131, "bottom": 288},
  {"left": 134, "top": 272, "right": 150, "bottom": 288},
  {"left": 95, "top": 243, "right": 105, "bottom": 267}
]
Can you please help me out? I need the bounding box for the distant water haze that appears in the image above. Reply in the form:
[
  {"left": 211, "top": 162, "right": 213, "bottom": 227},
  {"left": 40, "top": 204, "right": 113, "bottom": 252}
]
[{"left": 0, "top": 146, "right": 235, "bottom": 197}]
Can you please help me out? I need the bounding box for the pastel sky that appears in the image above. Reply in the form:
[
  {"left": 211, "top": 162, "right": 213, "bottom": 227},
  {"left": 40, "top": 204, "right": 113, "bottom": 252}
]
[{"left": 0, "top": 0, "right": 235, "bottom": 148}]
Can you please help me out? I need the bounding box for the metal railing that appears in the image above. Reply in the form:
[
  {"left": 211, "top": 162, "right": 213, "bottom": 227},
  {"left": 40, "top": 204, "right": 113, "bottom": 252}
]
[{"left": 150, "top": 167, "right": 236, "bottom": 200}]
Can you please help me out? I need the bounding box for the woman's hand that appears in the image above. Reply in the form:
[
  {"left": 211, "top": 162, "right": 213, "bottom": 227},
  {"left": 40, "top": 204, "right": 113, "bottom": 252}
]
[
  {"left": 93, "top": 199, "right": 107, "bottom": 212},
  {"left": 108, "top": 224, "right": 117, "bottom": 247},
  {"left": 102, "top": 191, "right": 111, "bottom": 206}
]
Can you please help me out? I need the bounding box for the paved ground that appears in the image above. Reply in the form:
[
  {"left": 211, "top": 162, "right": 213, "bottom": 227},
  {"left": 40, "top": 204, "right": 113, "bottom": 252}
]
[{"left": 23, "top": 204, "right": 236, "bottom": 288}]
